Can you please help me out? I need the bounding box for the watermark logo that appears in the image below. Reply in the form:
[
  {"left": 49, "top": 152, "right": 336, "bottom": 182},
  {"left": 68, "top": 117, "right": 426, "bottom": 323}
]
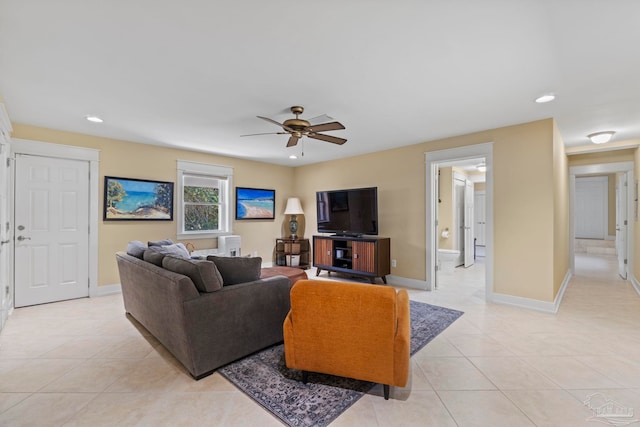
[{"left": 584, "top": 393, "right": 638, "bottom": 426}]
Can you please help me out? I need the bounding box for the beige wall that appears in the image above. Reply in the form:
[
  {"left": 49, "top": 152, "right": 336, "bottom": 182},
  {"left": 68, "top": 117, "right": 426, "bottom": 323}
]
[
  {"left": 568, "top": 149, "right": 635, "bottom": 166},
  {"left": 12, "top": 117, "right": 570, "bottom": 303},
  {"left": 296, "top": 118, "right": 566, "bottom": 302},
  {"left": 12, "top": 124, "right": 296, "bottom": 286}
]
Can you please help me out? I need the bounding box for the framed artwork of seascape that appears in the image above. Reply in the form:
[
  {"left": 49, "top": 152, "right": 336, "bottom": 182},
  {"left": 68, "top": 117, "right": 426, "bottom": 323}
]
[
  {"left": 236, "top": 187, "right": 275, "bottom": 220},
  {"left": 104, "top": 176, "right": 174, "bottom": 221}
]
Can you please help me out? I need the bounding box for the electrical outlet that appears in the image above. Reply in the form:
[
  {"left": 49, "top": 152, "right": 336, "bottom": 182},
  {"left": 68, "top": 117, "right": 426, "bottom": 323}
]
[{"left": 391, "top": 259, "right": 397, "bottom": 268}]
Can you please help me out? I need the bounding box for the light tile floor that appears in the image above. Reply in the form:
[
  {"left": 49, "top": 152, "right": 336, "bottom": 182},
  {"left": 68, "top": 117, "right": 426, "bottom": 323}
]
[{"left": 1, "top": 254, "right": 640, "bottom": 426}]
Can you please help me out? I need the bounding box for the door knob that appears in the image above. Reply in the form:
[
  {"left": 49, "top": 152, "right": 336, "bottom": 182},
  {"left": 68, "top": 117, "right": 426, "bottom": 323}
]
[{"left": 17, "top": 235, "right": 31, "bottom": 241}]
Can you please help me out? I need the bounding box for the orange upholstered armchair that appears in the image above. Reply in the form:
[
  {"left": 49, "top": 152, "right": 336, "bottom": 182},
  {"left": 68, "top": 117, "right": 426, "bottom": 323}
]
[{"left": 283, "top": 279, "right": 410, "bottom": 399}]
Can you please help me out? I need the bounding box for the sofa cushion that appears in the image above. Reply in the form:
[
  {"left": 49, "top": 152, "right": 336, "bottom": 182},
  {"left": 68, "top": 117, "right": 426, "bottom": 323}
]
[
  {"left": 207, "top": 256, "right": 262, "bottom": 285},
  {"left": 162, "top": 256, "right": 223, "bottom": 293},
  {"left": 148, "top": 239, "right": 174, "bottom": 247},
  {"left": 143, "top": 249, "right": 166, "bottom": 266},
  {"left": 149, "top": 243, "right": 190, "bottom": 259},
  {"left": 126, "top": 240, "right": 147, "bottom": 259}
]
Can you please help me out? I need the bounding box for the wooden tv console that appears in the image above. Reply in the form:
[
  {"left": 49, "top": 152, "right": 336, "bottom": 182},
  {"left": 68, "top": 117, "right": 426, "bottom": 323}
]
[{"left": 313, "top": 235, "right": 390, "bottom": 284}]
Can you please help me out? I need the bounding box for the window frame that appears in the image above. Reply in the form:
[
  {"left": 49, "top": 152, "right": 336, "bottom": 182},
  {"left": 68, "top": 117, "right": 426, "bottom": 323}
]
[{"left": 177, "top": 160, "right": 233, "bottom": 239}]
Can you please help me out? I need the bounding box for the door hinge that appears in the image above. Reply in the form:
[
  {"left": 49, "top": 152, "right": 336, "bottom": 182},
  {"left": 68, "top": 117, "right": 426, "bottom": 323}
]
[
  {"left": 624, "top": 220, "right": 628, "bottom": 226},
  {"left": 6, "top": 158, "right": 10, "bottom": 167},
  {"left": 624, "top": 259, "right": 628, "bottom": 265}
]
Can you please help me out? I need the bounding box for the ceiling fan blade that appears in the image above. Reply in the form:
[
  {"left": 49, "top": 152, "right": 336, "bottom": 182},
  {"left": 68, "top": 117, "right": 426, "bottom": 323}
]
[
  {"left": 240, "top": 132, "right": 287, "bottom": 137},
  {"left": 306, "top": 121, "right": 345, "bottom": 132},
  {"left": 287, "top": 135, "right": 300, "bottom": 147},
  {"left": 308, "top": 114, "right": 334, "bottom": 124},
  {"left": 257, "top": 115, "right": 285, "bottom": 128},
  {"left": 308, "top": 133, "right": 347, "bottom": 145},
  {"left": 257, "top": 115, "right": 296, "bottom": 133}
]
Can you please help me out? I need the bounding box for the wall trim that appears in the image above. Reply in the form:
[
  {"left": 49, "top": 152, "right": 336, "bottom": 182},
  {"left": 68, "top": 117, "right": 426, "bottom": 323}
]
[
  {"left": 387, "top": 275, "right": 427, "bottom": 290},
  {"left": 95, "top": 284, "right": 122, "bottom": 297},
  {"left": 630, "top": 274, "right": 640, "bottom": 297},
  {"left": 489, "top": 269, "right": 572, "bottom": 314}
]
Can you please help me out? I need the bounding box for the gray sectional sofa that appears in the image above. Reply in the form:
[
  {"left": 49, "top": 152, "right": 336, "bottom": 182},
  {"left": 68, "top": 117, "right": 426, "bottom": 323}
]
[{"left": 116, "top": 250, "right": 292, "bottom": 379}]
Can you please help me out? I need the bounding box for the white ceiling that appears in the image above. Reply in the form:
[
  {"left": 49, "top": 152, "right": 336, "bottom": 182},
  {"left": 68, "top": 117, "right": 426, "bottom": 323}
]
[{"left": 1, "top": 1, "right": 639, "bottom": 166}]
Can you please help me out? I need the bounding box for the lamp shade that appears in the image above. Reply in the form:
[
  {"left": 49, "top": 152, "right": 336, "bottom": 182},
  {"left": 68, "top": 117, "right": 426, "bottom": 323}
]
[{"left": 284, "top": 197, "right": 304, "bottom": 215}]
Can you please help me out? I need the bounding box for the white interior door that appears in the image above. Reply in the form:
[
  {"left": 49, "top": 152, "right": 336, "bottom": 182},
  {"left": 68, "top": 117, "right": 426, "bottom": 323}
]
[
  {"left": 464, "top": 179, "right": 474, "bottom": 268},
  {"left": 575, "top": 177, "right": 607, "bottom": 239},
  {"left": 0, "top": 143, "right": 10, "bottom": 329},
  {"left": 616, "top": 173, "right": 628, "bottom": 279},
  {"left": 14, "top": 154, "right": 89, "bottom": 307},
  {"left": 434, "top": 168, "right": 439, "bottom": 290},
  {"left": 454, "top": 176, "right": 465, "bottom": 266},
  {"left": 474, "top": 191, "right": 486, "bottom": 246}
]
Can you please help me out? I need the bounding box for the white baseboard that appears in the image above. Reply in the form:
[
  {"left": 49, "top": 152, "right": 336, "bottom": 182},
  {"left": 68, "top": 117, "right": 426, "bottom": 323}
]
[
  {"left": 92, "top": 283, "right": 122, "bottom": 297},
  {"left": 489, "top": 269, "right": 572, "bottom": 314},
  {"left": 386, "top": 275, "right": 428, "bottom": 290},
  {"left": 630, "top": 274, "right": 640, "bottom": 296}
]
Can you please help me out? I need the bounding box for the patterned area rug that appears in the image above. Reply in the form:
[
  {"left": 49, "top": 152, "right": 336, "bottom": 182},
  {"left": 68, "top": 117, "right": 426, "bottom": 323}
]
[{"left": 219, "top": 300, "right": 463, "bottom": 427}]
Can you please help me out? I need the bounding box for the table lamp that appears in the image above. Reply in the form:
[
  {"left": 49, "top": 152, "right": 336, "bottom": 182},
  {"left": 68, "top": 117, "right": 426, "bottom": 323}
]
[{"left": 284, "top": 197, "right": 304, "bottom": 239}]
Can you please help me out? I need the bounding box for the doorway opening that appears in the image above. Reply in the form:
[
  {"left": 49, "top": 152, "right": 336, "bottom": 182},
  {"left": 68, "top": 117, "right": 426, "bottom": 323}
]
[
  {"left": 425, "top": 142, "right": 493, "bottom": 299},
  {"left": 569, "top": 162, "right": 634, "bottom": 281}
]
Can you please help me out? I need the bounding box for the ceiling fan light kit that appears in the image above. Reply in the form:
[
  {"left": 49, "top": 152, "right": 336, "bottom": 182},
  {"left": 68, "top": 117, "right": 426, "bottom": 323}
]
[{"left": 243, "top": 106, "right": 347, "bottom": 149}]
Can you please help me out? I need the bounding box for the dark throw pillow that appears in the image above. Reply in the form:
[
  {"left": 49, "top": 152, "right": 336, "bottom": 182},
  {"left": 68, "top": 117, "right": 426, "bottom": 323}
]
[
  {"left": 148, "top": 239, "right": 174, "bottom": 247},
  {"left": 207, "top": 256, "right": 262, "bottom": 285},
  {"left": 162, "top": 256, "right": 223, "bottom": 293},
  {"left": 143, "top": 249, "right": 166, "bottom": 267}
]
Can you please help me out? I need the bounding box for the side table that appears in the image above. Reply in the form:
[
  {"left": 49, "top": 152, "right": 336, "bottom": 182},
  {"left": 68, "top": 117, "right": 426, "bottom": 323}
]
[{"left": 275, "top": 238, "right": 310, "bottom": 269}]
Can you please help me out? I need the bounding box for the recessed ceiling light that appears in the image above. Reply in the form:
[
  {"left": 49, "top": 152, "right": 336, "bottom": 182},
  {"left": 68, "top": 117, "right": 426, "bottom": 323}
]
[
  {"left": 289, "top": 155, "right": 297, "bottom": 159},
  {"left": 85, "top": 115, "right": 103, "bottom": 123},
  {"left": 587, "top": 131, "right": 615, "bottom": 144},
  {"left": 535, "top": 94, "right": 555, "bottom": 103}
]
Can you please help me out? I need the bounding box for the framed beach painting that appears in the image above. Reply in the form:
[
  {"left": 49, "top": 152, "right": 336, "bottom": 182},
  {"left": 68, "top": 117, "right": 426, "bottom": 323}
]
[
  {"left": 104, "top": 176, "right": 174, "bottom": 221},
  {"left": 236, "top": 187, "right": 275, "bottom": 220}
]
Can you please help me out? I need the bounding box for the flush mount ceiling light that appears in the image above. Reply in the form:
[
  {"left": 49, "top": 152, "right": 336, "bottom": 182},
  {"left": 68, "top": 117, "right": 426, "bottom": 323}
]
[
  {"left": 289, "top": 154, "right": 298, "bottom": 159},
  {"left": 535, "top": 94, "right": 556, "bottom": 103},
  {"left": 588, "top": 131, "right": 615, "bottom": 144},
  {"left": 85, "top": 115, "right": 103, "bottom": 123}
]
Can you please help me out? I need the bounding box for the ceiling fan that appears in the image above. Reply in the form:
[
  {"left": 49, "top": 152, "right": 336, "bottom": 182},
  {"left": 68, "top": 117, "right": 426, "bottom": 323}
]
[{"left": 242, "top": 106, "right": 347, "bottom": 147}]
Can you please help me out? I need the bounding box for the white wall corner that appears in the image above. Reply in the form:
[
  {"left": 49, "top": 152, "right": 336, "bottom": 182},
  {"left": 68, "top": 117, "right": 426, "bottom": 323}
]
[{"left": 489, "top": 269, "right": 571, "bottom": 314}]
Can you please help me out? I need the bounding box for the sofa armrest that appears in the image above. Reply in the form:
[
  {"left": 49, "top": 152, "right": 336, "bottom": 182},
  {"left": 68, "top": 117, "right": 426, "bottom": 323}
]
[{"left": 393, "top": 288, "right": 410, "bottom": 387}]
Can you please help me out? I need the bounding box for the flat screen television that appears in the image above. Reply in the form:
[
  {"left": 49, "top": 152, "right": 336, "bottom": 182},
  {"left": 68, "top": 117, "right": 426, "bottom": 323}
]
[{"left": 316, "top": 187, "right": 378, "bottom": 236}]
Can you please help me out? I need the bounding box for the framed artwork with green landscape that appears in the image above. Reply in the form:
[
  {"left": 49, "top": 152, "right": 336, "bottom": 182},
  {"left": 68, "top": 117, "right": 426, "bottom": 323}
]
[
  {"left": 104, "top": 176, "right": 174, "bottom": 221},
  {"left": 236, "top": 187, "right": 275, "bottom": 220}
]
